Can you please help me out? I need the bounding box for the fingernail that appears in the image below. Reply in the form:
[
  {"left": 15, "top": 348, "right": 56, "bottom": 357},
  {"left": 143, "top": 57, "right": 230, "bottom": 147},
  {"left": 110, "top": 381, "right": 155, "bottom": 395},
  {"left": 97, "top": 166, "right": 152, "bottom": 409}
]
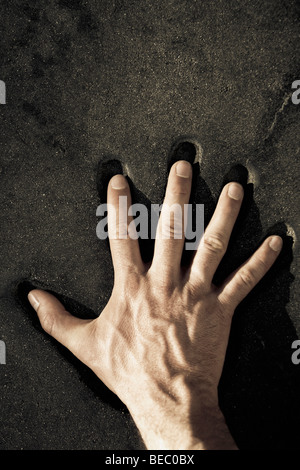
[
  {"left": 28, "top": 291, "right": 40, "bottom": 311},
  {"left": 176, "top": 161, "right": 191, "bottom": 178},
  {"left": 269, "top": 236, "right": 283, "bottom": 252},
  {"left": 110, "top": 174, "right": 127, "bottom": 190},
  {"left": 228, "top": 183, "right": 243, "bottom": 200}
]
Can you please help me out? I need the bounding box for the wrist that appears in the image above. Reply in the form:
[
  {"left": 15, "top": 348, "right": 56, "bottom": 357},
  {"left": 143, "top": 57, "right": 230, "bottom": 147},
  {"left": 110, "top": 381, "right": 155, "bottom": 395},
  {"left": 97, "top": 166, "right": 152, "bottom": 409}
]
[{"left": 128, "top": 400, "right": 237, "bottom": 450}]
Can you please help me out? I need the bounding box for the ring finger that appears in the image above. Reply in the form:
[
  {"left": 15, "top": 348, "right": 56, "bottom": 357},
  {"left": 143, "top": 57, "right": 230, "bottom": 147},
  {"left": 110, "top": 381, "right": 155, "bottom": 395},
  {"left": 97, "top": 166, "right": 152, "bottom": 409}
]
[{"left": 190, "top": 182, "right": 244, "bottom": 287}]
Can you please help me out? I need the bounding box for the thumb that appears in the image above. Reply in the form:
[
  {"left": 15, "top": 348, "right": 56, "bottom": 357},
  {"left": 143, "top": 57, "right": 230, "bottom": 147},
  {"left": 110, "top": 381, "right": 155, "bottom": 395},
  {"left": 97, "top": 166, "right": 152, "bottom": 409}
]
[{"left": 28, "top": 289, "right": 95, "bottom": 361}]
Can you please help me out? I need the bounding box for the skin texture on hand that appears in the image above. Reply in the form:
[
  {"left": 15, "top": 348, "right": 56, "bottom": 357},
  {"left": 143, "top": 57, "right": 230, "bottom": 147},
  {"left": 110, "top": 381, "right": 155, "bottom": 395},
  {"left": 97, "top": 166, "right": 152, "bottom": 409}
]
[{"left": 27, "top": 160, "right": 282, "bottom": 450}]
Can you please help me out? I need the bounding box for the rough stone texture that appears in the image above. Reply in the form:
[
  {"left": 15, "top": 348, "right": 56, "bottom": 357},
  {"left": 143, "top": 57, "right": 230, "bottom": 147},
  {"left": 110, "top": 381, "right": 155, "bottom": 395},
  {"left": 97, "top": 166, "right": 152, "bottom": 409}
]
[{"left": 0, "top": 0, "right": 299, "bottom": 449}]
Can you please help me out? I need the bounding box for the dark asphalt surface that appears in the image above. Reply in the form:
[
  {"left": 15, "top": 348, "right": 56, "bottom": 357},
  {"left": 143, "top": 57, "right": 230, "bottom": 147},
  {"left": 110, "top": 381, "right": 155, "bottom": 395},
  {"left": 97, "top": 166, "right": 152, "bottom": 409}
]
[{"left": 0, "top": 0, "right": 299, "bottom": 450}]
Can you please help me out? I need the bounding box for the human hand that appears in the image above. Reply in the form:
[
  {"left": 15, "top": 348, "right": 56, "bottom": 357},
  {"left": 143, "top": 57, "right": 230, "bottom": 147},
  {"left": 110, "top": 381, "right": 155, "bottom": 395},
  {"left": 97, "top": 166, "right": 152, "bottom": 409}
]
[{"left": 27, "top": 160, "right": 282, "bottom": 450}]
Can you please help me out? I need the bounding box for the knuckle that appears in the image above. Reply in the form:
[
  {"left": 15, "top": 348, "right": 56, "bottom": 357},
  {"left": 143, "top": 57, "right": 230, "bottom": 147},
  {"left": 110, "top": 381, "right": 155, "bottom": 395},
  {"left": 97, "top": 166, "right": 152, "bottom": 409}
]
[
  {"left": 169, "top": 176, "right": 190, "bottom": 196},
  {"left": 186, "top": 280, "right": 199, "bottom": 299},
  {"left": 187, "top": 277, "right": 209, "bottom": 299},
  {"left": 160, "top": 205, "right": 184, "bottom": 239},
  {"left": 111, "top": 222, "right": 129, "bottom": 239},
  {"left": 216, "top": 295, "right": 234, "bottom": 319},
  {"left": 149, "top": 267, "right": 175, "bottom": 294},
  {"left": 39, "top": 310, "right": 55, "bottom": 336},
  {"left": 170, "top": 185, "right": 189, "bottom": 196},
  {"left": 202, "top": 233, "right": 226, "bottom": 255},
  {"left": 255, "top": 255, "right": 269, "bottom": 273},
  {"left": 161, "top": 223, "right": 182, "bottom": 239},
  {"left": 236, "top": 268, "right": 256, "bottom": 289},
  {"left": 122, "top": 270, "right": 144, "bottom": 293},
  {"left": 158, "top": 277, "right": 175, "bottom": 295}
]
